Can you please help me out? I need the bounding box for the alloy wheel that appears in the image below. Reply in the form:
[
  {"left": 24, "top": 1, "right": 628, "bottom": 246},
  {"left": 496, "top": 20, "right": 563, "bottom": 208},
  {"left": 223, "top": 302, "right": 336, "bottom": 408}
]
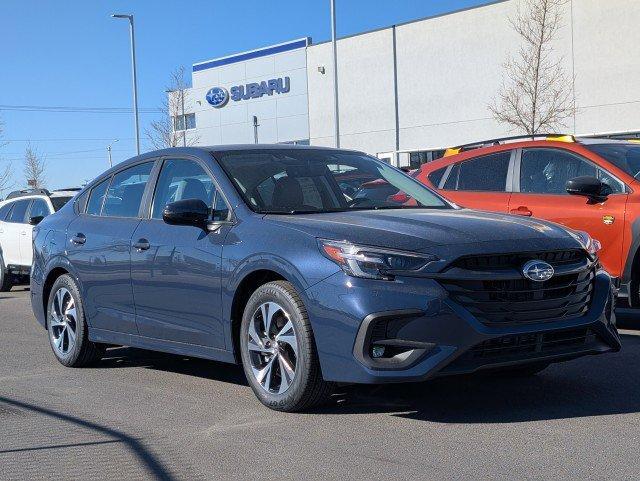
[
  {"left": 49, "top": 287, "right": 78, "bottom": 356},
  {"left": 247, "top": 301, "right": 298, "bottom": 394}
]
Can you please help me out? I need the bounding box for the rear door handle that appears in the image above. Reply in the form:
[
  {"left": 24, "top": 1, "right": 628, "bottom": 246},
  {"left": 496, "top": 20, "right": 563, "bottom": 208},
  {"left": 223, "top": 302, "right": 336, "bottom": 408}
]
[
  {"left": 133, "top": 239, "right": 150, "bottom": 251},
  {"left": 510, "top": 206, "right": 533, "bottom": 217},
  {"left": 71, "top": 233, "right": 86, "bottom": 245},
  {"left": 20, "top": 231, "right": 27, "bottom": 236}
]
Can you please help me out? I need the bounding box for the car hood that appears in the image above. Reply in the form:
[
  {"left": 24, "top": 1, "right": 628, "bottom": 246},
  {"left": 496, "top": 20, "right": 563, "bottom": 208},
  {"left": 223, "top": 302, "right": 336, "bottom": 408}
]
[{"left": 264, "top": 208, "right": 576, "bottom": 252}]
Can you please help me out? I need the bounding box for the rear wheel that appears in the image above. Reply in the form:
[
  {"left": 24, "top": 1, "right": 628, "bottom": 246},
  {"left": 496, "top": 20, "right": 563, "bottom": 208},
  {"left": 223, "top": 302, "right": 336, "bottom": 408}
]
[
  {"left": 47, "top": 274, "right": 104, "bottom": 367},
  {"left": 239, "top": 281, "right": 334, "bottom": 412},
  {"left": 0, "top": 253, "right": 13, "bottom": 292}
]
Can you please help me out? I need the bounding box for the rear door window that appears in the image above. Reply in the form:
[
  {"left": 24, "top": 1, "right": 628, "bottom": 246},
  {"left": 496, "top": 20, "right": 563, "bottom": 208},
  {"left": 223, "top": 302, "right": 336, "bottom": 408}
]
[
  {"left": 7, "top": 199, "right": 31, "bottom": 223},
  {"left": 28, "top": 199, "right": 50, "bottom": 219},
  {"left": 102, "top": 162, "right": 154, "bottom": 218},
  {"left": 427, "top": 167, "right": 448, "bottom": 188},
  {"left": 86, "top": 178, "right": 110, "bottom": 216},
  {"left": 456, "top": 152, "right": 511, "bottom": 192}
]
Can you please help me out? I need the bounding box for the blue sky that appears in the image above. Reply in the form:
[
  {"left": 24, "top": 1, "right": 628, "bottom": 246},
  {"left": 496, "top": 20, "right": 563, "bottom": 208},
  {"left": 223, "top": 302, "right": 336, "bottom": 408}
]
[{"left": 0, "top": 0, "right": 493, "bottom": 190}]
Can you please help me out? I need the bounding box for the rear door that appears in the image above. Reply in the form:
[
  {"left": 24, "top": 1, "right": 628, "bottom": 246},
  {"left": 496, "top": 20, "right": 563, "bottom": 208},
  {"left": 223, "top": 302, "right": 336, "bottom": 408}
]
[
  {"left": 0, "top": 202, "right": 15, "bottom": 264},
  {"left": 66, "top": 161, "right": 155, "bottom": 335},
  {"left": 438, "top": 150, "right": 514, "bottom": 212},
  {"left": 509, "top": 147, "right": 628, "bottom": 277},
  {"left": 3, "top": 199, "right": 32, "bottom": 266}
]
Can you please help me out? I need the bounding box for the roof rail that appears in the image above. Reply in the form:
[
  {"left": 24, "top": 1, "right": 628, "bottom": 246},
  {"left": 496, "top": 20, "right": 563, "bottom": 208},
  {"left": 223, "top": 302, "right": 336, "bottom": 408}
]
[
  {"left": 6, "top": 188, "right": 51, "bottom": 200},
  {"left": 444, "top": 133, "right": 577, "bottom": 157},
  {"left": 53, "top": 187, "right": 82, "bottom": 192}
]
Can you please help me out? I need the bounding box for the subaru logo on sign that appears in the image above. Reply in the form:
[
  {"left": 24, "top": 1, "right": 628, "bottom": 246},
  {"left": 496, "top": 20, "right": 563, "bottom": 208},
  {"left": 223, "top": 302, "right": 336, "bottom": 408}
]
[
  {"left": 205, "top": 87, "right": 229, "bottom": 108},
  {"left": 522, "top": 260, "right": 555, "bottom": 282}
]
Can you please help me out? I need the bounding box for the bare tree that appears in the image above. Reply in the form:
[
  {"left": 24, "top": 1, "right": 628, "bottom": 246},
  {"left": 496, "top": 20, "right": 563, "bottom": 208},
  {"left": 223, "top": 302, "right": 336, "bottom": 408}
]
[
  {"left": 0, "top": 117, "right": 13, "bottom": 198},
  {"left": 24, "top": 144, "right": 46, "bottom": 188},
  {"left": 490, "top": 0, "right": 575, "bottom": 135},
  {"left": 145, "top": 66, "right": 199, "bottom": 149}
]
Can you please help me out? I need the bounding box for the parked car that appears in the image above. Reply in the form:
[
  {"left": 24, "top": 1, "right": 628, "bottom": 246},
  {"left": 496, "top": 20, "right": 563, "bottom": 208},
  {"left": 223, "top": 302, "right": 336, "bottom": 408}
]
[
  {"left": 415, "top": 136, "right": 640, "bottom": 305},
  {"left": 31, "top": 146, "right": 620, "bottom": 412},
  {"left": 0, "top": 188, "right": 78, "bottom": 291}
]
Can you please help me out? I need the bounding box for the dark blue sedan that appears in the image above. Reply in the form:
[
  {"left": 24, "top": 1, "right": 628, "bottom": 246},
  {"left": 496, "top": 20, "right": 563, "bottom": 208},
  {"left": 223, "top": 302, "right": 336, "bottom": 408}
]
[{"left": 30, "top": 146, "right": 620, "bottom": 411}]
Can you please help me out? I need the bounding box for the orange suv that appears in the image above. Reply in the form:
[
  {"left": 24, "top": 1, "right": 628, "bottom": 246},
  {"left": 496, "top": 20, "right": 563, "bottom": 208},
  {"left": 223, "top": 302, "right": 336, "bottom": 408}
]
[{"left": 415, "top": 135, "right": 640, "bottom": 304}]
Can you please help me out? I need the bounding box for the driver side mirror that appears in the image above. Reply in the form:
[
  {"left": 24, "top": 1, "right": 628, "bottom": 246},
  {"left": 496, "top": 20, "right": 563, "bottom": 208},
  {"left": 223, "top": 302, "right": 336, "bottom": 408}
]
[
  {"left": 566, "top": 176, "right": 612, "bottom": 203},
  {"left": 162, "top": 199, "right": 210, "bottom": 228},
  {"left": 29, "top": 215, "right": 45, "bottom": 226}
]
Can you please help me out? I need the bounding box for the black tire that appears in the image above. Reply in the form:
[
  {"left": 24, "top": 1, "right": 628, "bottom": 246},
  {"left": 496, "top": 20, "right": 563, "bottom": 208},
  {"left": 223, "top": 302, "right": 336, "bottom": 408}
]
[
  {"left": 47, "top": 274, "right": 104, "bottom": 367},
  {"left": 0, "top": 253, "right": 13, "bottom": 292},
  {"left": 487, "top": 362, "right": 550, "bottom": 377},
  {"left": 239, "top": 280, "right": 334, "bottom": 412}
]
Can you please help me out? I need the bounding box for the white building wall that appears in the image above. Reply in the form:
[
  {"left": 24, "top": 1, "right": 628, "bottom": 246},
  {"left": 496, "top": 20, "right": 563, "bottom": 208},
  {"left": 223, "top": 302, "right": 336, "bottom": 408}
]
[
  {"left": 307, "top": 0, "right": 640, "bottom": 156},
  {"left": 182, "top": 40, "right": 310, "bottom": 146}
]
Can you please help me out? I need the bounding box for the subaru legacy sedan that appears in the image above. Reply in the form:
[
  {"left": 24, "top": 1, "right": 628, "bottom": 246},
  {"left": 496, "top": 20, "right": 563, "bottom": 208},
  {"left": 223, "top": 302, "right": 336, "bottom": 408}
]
[{"left": 30, "top": 146, "right": 620, "bottom": 411}]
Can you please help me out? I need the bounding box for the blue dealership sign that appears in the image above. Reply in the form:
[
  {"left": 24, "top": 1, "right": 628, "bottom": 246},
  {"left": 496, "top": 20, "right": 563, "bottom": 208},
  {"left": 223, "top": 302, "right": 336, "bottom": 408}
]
[
  {"left": 205, "top": 87, "right": 230, "bottom": 108},
  {"left": 205, "top": 77, "right": 290, "bottom": 108}
]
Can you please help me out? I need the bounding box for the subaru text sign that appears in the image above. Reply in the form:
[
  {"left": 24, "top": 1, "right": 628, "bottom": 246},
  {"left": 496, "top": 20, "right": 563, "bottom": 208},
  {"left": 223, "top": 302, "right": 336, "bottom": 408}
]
[{"left": 205, "top": 77, "right": 290, "bottom": 108}]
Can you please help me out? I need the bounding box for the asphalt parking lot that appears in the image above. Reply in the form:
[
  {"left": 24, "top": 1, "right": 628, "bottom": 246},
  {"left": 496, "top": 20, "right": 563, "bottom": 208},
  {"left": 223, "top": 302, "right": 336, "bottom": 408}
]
[{"left": 2, "top": 288, "right": 640, "bottom": 480}]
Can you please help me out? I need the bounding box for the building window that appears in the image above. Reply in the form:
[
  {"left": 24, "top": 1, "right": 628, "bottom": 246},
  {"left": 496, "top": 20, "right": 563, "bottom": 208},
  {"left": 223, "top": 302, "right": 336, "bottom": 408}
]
[
  {"left": 173, "top": 113, "right": 196, "bottom": 131},
  {"left": 409, "top": 150, "right": 447, "bottom": 169}
]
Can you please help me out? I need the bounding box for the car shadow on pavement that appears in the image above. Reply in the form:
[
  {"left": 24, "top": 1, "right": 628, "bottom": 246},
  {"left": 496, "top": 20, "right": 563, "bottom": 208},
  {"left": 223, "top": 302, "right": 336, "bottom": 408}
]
[
  {"left": 318, "top": 333, "right": 640, "bottom": 423},
  {"left": 99, "top": 347, "right": 248, "bottom": 386},
  {"left": 0, "top": 396, "right": 176, "bottom": 481}
]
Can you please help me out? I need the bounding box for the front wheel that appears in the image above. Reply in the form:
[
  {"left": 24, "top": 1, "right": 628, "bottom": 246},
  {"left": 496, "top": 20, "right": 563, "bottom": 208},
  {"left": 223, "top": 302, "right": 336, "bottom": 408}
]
[
  {"left": 47, "top": 274, "right": 104, "bottom": 367},
  {"left": 239, "top": 281, "right": 334, "bottom": 412}
]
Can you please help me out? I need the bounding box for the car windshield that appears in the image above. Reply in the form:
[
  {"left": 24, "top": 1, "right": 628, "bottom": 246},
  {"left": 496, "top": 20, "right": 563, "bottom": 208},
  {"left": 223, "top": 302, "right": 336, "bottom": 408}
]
[
  {"left": 51, "top": 196, "right": 73, "bottom": 211},
  {"left": 586, "top": 143, "right": 640, "bottom": 178},
  {"left": 216, "top": 149, "right": 450, "bottom": 214}
]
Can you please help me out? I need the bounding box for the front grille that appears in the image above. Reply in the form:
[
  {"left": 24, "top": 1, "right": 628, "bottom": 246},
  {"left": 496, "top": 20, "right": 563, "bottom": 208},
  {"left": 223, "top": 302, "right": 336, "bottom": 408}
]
[
  {"left": 464, "top": 328, "right": 595, "bottom": 362},
  {"left": 441, "top": 250, "right": 595, "bottom": 325}
]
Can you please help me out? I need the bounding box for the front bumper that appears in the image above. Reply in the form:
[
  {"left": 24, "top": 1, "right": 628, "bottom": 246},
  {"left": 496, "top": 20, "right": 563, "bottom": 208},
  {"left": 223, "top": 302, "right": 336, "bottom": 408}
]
[{"left": 305, "top": 269, "right": 620, "bottom": 384}]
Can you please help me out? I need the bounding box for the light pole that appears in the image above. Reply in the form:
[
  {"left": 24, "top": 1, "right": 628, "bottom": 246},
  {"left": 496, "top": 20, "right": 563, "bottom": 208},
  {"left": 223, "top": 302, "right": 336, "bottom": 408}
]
[
  {"left": 112, "top": 14, "right": 140, "bottom": 155},
  {"left": 107, "top": 139, "right": 119, "bottom": 168},
  {"left": 330, "top": 0, "right": 340, "bottom": 148}
]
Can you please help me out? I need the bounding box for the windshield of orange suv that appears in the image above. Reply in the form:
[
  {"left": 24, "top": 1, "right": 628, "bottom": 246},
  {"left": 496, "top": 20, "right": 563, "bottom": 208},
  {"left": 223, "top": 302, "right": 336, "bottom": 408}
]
[
  {"left": 216, "top": 149, "right": 451, "bottom": 214},
  {"left": 586, "top": 143, "right": 640, "bottom": 179}
]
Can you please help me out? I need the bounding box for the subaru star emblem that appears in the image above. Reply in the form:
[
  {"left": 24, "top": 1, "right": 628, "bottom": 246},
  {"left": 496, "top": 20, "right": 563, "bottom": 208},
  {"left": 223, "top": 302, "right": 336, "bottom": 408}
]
[
  {"left": 205, "top": 87, "right": 229, "bottom": 108},
  {"left": 522, "top": 260, "right": 555, "bottom": 282}
]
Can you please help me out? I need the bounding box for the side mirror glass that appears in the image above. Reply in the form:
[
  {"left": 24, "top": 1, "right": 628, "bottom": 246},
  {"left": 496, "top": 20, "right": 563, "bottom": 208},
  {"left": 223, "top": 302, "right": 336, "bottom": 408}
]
[
  {"left": 566, "top": 176, "right": 611, "bottom": 203},
  {"left": 162, "top": 199, "right": 210, "bottom": 227},
  {"left": 29, "top": 215, "right": 45, "bottom": 226}
]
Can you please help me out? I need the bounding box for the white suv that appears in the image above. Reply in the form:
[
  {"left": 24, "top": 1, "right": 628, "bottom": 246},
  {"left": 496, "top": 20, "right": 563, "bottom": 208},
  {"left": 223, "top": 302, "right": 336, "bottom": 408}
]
[{"left": 0, "top": 188, "right": 78, "bottom": 291}]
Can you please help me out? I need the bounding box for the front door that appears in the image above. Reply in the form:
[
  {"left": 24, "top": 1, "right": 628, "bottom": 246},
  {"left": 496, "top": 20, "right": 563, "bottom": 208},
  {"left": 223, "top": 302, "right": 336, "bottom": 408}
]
[
  {"left": 21, "top": 198, "right": 50, "bottom": 266},
  {"left": 131, "top": 158, "right": 232, "bottom": 348},
  {"left": 438, "top": 150, "right": 513, "bottom": 212},
  {"left": 3, "top": 199, "right": 32, "bottom": 266},
  {"left": 66, "top": 162, "right": 154, "bottom": 334},
  {"left": 509, "top": 147, "right": 628, "bottom": 277}
]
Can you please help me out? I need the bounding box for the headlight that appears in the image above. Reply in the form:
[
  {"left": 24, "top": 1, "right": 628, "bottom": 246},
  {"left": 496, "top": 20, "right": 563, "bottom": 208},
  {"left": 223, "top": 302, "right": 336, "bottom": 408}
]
[
  {"left": 318, "top": 239, "right": 436, "bottom": 280},
  {"left": 571, "top": 230, "right": 602, "bottom": 256}
]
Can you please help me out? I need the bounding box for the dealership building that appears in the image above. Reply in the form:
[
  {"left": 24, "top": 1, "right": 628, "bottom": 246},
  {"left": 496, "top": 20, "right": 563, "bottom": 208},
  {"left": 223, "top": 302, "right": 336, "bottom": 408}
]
[{"left": 174, "top": 0, "right": 640, "bottom": 168}]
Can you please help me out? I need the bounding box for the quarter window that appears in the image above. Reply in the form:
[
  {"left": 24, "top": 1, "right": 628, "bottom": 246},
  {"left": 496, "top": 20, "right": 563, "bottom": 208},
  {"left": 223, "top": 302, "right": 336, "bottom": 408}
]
[
  {"left": 86, "top": 178, "right": 110, "bottom": 215},
  {"left": 151, "top": 159, "right": 220, "bottom": 220},
  {"left": 7, "top": 199, "right": 30, "bottom": 223},
  {"left": 520, "top": 149, "right": 596, "bottom": 194},
  {"left": 102, "top": 162, "right": 153, "bottom": 218},
  {"left": 0, "top": 202, "right": 13, "bottom": 221},
  {"left": 428, "top": 167, "right": 448, "bottom": 188}
]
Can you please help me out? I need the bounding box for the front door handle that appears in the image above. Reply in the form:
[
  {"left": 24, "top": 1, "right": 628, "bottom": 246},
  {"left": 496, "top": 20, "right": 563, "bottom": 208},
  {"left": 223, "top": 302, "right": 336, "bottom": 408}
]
[
  {"left": 133, "top": 239, "right": 150, "bottom": 251},
  {"left": 71, "top": 233, "right": 86, "bottom": 245},
  {"left": 20, "top": 231, "right": 27, "bottom": 236},
  {"left": 510, "top": 206, "right": 533, "bottom": 217}
]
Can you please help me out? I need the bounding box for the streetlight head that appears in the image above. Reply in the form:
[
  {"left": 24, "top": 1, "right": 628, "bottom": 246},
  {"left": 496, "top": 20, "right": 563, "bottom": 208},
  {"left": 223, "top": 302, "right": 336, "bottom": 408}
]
[{"left": 111, "top": 14, "right": 131, "bottom": 19}]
